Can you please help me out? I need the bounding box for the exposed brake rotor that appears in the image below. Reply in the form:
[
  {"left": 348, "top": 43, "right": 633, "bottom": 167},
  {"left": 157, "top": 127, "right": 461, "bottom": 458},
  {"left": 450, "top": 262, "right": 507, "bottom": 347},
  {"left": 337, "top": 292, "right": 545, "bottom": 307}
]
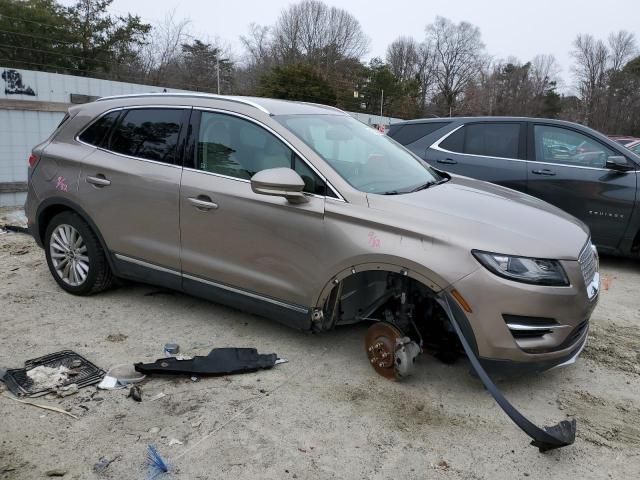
[{"left": 365, "top": 322, "right": 402, "bottom": 379}]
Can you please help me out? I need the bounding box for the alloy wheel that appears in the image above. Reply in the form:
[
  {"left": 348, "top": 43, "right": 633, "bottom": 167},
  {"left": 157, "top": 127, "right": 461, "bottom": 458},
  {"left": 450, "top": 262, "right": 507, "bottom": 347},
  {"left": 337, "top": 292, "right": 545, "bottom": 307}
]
[{"left": 49, "top": 224, "right": 89, "bottom": 286}]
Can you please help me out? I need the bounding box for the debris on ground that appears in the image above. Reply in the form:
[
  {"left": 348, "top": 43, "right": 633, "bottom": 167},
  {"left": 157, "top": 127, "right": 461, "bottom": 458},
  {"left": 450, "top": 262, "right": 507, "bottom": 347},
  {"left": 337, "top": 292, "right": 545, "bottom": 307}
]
[
  {"left": 27, "top": 365, "right": 70, "bottom": 390},
  {"left": 97, "top": 364, "right": 145, "bottom": 390},
  {"left": 0, "top": 209, "right": 28, "bottom": 234},
  {"left": 93, "top": 455, "right": 120, "bottom": 474},
  {"left": 134, "top": 348, "right": 282, "bottom": 377},
  {"left": 164, "top": 343, "right": 180, "bottom": 356},
  {"left": 128, "top": 385, "right": 142, "bottom": 402},
  {"left": 106, "top": 333, "right": 128, "bottom": 342},
  {"left": 168, "top": 438, "right": 183, "bottom": 446},
  {"left": 2, "top": 350, "right": 104, "bottom": 397},
  {"left": 45, "top": 468, "right": 68, "bottom": 477},
  {"left": 55, "top": 383, "right": 79, "bottom": 398},
  {"left": 3, "top": 393, "right": 79, "bottom": 419},
  {"left": 146, "top": 445, "right": 169, "bottom": 477}
]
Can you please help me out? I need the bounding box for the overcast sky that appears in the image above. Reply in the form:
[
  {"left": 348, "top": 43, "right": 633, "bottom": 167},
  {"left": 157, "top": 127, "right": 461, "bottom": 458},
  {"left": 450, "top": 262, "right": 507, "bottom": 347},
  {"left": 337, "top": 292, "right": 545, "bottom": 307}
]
[{"left": 105, "top": 0, "right": 639, "bottom": 92}]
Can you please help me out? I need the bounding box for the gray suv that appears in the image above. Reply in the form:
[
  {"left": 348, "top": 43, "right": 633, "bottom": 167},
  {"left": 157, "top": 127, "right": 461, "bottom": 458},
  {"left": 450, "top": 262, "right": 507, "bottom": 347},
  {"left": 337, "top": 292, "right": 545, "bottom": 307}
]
[
  {"left": 388, "top": 117, "right": 640, "bottom": 258},
  {"left": 25, "top": 95, "right": 598, "bottom": 380}
]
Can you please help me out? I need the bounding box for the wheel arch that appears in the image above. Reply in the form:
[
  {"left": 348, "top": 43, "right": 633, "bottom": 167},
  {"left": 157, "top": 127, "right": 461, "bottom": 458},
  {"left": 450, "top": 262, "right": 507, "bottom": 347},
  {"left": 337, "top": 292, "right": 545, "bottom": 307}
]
[
  {"left": 35, "top": 197, "right": 116, "bottom": 273},
  {"left": 312, "top": 259, "right": 447, "bottom": 310}
]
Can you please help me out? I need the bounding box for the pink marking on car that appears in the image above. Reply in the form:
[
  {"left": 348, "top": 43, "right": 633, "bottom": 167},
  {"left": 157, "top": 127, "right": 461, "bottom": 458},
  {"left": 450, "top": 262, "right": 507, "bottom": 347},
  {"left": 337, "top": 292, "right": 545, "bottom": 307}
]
[
  {"left": 368, "top": 231, "right": 381, "bottom": 248},
  {"left": 55, "top": 176, "right": 68, "bottom": 192}
]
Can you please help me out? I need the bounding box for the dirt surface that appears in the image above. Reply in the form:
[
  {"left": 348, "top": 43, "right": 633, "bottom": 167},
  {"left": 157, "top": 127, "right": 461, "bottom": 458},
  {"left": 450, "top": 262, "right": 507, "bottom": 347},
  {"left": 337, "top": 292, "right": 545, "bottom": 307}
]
[{"left": 1, "top": 217, "right": 639, "bottom": 479}]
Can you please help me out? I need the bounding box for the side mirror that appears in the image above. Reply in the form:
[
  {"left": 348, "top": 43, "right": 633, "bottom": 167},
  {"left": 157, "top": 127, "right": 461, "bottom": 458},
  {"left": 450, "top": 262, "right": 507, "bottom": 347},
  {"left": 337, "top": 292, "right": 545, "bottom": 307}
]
[
  {"left": 250, "top": 168, "right": 308, "bottom": 203},
  {"left": 606, "top": 155, "right": 630, "bottom": 170}
]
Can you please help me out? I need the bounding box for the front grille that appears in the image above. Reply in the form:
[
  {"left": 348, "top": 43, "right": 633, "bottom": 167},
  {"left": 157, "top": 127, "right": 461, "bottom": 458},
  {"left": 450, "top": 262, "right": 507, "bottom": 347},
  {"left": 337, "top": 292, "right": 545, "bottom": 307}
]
[{"left": 578, "top": 241, "right": 597, "bottom": 285}]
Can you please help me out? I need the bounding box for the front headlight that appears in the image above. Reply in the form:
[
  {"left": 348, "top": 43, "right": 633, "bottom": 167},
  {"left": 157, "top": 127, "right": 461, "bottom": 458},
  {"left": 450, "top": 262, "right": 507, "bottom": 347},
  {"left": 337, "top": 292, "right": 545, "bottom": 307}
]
[{"left": 472, "top": 250, "right": 569, "bottom": 286}]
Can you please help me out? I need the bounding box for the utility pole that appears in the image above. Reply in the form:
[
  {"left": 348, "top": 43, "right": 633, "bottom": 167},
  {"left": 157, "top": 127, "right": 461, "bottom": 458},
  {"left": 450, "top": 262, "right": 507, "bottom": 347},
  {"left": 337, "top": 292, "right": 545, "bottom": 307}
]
[
  {"left": 216, "top": 56, "right": 220, "bottom": 95},
  {"left": 380, "top": 89, "right": 384, "bottom": 118}
]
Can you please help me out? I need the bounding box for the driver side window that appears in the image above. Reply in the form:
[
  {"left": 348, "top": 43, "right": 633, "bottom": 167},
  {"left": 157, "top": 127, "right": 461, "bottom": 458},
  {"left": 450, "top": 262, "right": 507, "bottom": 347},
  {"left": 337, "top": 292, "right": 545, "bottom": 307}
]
[
  {"left": 534, "top": 125, "right": 615, "bottom": 169},
  {"left": 196, "top": 111, "right": 330, "bottom": 196}
]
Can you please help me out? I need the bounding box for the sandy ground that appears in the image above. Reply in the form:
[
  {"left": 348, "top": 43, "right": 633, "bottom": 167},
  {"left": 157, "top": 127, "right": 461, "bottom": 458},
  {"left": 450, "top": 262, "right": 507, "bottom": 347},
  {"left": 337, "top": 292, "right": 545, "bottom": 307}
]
[{"left": 1, "top": 213, "right": 639, "bottom": 479}]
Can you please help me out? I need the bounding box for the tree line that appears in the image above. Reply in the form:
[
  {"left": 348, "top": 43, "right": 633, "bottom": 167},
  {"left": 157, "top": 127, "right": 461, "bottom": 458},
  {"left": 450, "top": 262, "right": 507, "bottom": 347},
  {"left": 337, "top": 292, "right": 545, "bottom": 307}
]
[{"left": 1, "top": 0, "right": 639, "bottom": 135}]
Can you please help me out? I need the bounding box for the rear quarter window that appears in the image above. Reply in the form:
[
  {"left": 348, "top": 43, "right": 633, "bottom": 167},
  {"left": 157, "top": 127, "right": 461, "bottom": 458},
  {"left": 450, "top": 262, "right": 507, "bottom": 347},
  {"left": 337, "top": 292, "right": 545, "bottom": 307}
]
[
  {"left": 389, "top": 122, "right": 450, "bottom": 145},
  {"left": 440, "top": 123, "right": 520, "bottom": 159},
  {"left": 78, "top": 111, "right": 120, "bottom": 147}
]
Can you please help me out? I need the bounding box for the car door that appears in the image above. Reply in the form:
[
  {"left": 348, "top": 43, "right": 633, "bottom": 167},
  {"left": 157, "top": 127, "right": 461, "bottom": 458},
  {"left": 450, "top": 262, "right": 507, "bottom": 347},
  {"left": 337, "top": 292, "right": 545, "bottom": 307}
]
[
  {"left": 77, "top": 107, "right": 188, "bottom": 275},
  {"left": 179, "top": 109, "right": 332, "bottom": 319},
  {"left": 526, "top": 122, "right": 638, "bottom": 251},
  {"left": 425, "top": 122, "right": 528, "bottom": 192}
]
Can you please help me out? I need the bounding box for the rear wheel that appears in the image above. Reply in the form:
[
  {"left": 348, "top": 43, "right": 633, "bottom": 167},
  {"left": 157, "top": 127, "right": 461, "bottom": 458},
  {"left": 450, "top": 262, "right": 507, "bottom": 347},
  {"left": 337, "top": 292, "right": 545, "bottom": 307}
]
[{"left": 44, "top": 211, "right": 113, "bottom": 295}]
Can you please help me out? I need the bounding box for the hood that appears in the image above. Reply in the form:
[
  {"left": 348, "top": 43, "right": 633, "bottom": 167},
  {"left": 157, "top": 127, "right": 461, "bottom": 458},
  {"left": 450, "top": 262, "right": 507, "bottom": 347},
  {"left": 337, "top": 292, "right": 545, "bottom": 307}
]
[{"left": 366, "top": 175, "right": 589, "bottom": 260}]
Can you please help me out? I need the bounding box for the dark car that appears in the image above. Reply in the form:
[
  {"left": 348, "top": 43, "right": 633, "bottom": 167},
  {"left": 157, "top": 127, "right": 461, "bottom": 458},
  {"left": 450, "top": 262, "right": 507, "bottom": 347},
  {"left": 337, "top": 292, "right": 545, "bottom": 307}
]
[{"left": 388, "top": 117, "right": 640, "bottom": 257}]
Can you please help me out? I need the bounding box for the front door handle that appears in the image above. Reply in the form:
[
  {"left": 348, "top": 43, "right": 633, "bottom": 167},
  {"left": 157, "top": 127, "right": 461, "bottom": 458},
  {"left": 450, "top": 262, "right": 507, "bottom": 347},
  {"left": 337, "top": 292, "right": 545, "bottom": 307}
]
[
  {"left": 531, "top": 169, "right": 556, "bottom": 176},
  {"left": 188, "top": 196, "right": 219, "bottom": 211},
  {"left": 437, "top": 158, "right": 458, "bottom": 165},
  {"left": 86, "top": 174, "right": 111, "bottom": 187}
]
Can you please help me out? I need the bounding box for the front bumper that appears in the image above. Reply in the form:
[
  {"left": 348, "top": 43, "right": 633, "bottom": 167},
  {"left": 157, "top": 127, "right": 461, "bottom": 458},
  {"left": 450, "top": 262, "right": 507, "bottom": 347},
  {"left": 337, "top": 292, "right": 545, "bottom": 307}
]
[{"left": 444, "top": 257, "right": 598, "bottom": 371}]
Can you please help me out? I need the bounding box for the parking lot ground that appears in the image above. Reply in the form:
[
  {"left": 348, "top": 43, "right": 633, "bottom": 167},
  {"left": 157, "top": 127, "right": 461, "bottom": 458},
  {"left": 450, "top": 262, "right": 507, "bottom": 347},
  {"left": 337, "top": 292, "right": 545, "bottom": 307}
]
[{"left": 1, "top": 226, "right": 639, "bottom": 479}]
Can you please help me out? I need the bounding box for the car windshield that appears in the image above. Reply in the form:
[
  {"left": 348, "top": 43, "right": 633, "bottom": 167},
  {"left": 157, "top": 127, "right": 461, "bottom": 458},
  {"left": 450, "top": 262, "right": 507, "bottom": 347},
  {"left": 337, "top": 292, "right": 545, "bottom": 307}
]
[{"left": 275, "top": 114, "right": 441, "bottom": 194}]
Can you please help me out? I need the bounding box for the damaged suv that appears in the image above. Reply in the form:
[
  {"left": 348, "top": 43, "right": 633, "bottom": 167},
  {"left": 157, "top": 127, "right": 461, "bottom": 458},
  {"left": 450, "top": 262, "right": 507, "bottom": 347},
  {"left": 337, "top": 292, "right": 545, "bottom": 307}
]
[{"left": 26, "top": 94, "right": 598, "bottom": 379}]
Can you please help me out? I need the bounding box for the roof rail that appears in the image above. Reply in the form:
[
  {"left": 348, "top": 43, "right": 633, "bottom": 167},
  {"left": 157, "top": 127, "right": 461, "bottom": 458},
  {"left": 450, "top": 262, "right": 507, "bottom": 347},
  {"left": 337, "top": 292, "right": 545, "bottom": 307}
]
[
  {"left": 296, "top": 101, "right": 345, "bottom": 114},
  {"left": 95, "top": 92, "right": 271, "bottom": 114}
]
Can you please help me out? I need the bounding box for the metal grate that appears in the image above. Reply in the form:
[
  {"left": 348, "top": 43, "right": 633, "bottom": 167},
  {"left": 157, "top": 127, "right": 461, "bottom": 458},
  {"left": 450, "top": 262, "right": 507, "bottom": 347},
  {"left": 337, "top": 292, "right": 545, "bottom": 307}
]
[
  {"left": 578, "top": 241, "right": 597, "bottom": 285},
  {"left": 2, "top": 350, "right": 104, "bottom": 397}
]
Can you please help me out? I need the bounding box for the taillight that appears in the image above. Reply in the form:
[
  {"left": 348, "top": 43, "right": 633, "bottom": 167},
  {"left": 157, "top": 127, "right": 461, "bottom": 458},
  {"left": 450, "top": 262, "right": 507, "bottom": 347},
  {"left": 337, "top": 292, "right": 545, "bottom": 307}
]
[{"left": 28, "top": 153, "right": 39, "bottom": 168}]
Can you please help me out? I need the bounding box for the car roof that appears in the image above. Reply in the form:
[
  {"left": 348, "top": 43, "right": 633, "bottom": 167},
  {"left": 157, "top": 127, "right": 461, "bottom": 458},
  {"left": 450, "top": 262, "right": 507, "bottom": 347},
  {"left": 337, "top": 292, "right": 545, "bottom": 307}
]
[
  {"left": 94, "top": 93, "right": 346, "bottom": 116},
  {"left": 393, "top": 116, "right": 582, "bottom": 127}
]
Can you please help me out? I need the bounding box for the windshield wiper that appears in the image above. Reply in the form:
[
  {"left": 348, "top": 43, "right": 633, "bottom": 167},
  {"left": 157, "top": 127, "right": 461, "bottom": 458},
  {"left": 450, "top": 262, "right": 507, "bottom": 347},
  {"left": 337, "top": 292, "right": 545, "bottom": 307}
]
[{"left": 410, "top": 177, "right": 450, "bottom": 193}]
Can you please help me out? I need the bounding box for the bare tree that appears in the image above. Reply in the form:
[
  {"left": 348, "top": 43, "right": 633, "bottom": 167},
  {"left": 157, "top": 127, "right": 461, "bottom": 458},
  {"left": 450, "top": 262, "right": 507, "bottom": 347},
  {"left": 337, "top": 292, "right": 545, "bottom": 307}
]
[
  {"left": 241, "top": 23, "right": 274, "bottom": 68},
  {"left": 416, "top": 40, "right": 438, "bottom": 111},
  {"left": 571, "top": 34, "right": 609, "bottom": 126},
  {"left": 271, "top": 0, "right": 369, "bottom": 67},
  {"left": 139, "top": 10, "right": 191, "bottom": 84},
  {"left": 530, "top": 54, "right": 561, "bottom": 96},
  {"left": 426, "top": 16, "right": 485, "bottom": 115},
  {"left": 386, "top": 36, "right": 419, "bottom": 82},
  {"left": 608, "top": 30, "right": 637, "bottom": 72}
]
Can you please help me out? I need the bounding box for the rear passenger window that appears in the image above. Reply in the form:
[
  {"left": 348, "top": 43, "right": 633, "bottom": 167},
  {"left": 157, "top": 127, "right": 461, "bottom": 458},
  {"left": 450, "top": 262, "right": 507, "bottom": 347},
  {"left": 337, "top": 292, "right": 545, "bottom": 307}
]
[
  {"left": 108, "top": 109, "right": 182, "bottom": 163},
  {"left": 440, "top": 123, "right": 520, "bottom": 159},
  {"left": 389, "top": 122, "right": 450, "bottom": 145},
  {"left": 79, "top": 111, "right": 119, "bottom": 147}
]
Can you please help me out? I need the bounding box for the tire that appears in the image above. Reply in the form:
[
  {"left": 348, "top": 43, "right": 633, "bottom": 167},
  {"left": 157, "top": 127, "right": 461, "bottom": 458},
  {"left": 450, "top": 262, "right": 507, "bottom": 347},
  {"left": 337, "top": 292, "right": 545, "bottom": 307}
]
[{"left": 44, "top": 211, "right": 113, "bottom": 295}]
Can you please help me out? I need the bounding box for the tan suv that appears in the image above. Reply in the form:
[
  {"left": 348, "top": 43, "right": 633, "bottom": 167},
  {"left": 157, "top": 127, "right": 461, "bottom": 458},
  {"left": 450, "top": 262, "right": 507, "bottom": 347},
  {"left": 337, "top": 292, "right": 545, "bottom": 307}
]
[{"left": 25, "top": 93, "right": 599, "bottom": 378}]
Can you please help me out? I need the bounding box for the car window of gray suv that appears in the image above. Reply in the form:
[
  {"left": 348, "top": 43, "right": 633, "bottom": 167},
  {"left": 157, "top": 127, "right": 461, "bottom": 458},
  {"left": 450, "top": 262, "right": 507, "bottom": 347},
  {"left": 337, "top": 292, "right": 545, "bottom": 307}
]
[
  {"left": 389, "top": 122, "right": 450, "bottom": 146},
  {"left": 534, "top": 125, "right": 615, "bottom": 168},
  {"left": 195, "top": 111, "right": 331, "bottom": 196},
  {"left": 440, "top": 123, "right": 520, "bottom": 159},
  {"left": 108, "top": 108, "right": 183, "bottom": 164}
]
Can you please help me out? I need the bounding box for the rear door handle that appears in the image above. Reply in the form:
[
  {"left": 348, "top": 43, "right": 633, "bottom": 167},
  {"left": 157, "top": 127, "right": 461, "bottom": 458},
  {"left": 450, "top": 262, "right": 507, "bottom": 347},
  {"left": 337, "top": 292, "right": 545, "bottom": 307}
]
[
  {"left": 86, "top": 175, "right": 111, "bottom": 187},
  {"left": 437, "top": 158, "right": 457, "bottom": 165},
  {"left": 531, "top": 169, "right": 556, "bottom": 176},
  {"left": 188, "top": 196, "right": 219, "bottom": 211}
]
